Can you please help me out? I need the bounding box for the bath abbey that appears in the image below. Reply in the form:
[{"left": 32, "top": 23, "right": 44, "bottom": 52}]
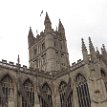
[{"left": 0, "top": 12, "right": 107, "bottom": 107}]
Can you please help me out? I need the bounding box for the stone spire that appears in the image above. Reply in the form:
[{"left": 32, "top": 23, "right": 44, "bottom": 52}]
[
  {"left": 58, "top": 19, "right": 64, "bottom": 31},
  {"left": 82, "top": 38, "right": 87, "bottom": 50},
  {"left": 89, "top": 37, "right": 97, "bottom": 62},
  {"left": 101, "top": 44, "right": 107, "bottom": 64},
  {"left": 102, "top": 44, "right": 106, "bottom": 54},
  {"left": 28, "top": 27, "right": 35, "bottom": 47},
  {"left": 96, "top": 47, "right": 100, "bottom": 58},
  {"left": 44, "top": 12, "right": 52, "bottom": 33},
  {"left": 96, "top": 47, "right": 100, "bottom": 54},
  {"left": 101, "top": 47, "right": 104, "bottom": 54},
  {"left": 101, "top": 44, "right": 106, "bottom": 55},
  {"left": 58, "top": 19, "right": 65, "bottom": 38},
  {"left": 81, "top": 38, "right": 89, "bottom": 63}
]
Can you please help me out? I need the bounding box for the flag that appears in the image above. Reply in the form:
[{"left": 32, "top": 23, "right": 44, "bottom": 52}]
[
  {"left": 17, "top": 54, "right": 20, "bottom": 64},
  {"left": 40, "top": 10, "right": 43, "bottom": 17}
]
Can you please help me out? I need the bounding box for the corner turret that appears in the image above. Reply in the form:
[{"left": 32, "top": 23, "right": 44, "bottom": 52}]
[
  {"left": 28, "top": 27, "right": 35, "bottom": 47},
  {"left": 101, "top": 44, "right": 107, "bottom": 64},
  {"left": 102, "top": 44, "right": 107, "bottom": 54},
  {"left": 44, "top": 12, "right": 52, "bottom": 33},
  {"left": 89, "top": 37, "right": 97, "bottom": 63},
  {"left": 96, "top": 47, "right": 100, "bottom": 58},
  {"left": 58, "top": 19, "right": 65, "bottom": 38},
  {"left": 81, "top": 38, "right": 89, "bottom": 63}
]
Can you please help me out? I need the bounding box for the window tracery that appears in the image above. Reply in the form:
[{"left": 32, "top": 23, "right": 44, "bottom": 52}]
[
  {"left": 59, "top": 81, "right": 72, "bottom": 107},
  {"left": 38, "top": 83, "right": 52, "bottom": 107},
  {"left": 0, "top": 74, "right": 14, "bottom": 106},
  {"left": 22, "top": 79, "right": 34, "bottom": 107},
  {"left": 76, "top": 74, "right": 91, "bottom": 107}
]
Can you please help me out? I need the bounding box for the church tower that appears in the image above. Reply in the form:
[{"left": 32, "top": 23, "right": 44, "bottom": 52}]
[{"left": 28, "top": 12, "right": 69, "bottom": 72}]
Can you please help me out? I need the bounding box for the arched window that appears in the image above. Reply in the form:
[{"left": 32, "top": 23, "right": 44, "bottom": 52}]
[
  {"left": 22, "top": 79, "right": 34, "bottom": 107},
  {"left": 76, "top": 74, "right": 91, "bottom": 107},
  {"left": 101, "top": 69, "right": 107, "bottom": 92},
  {"left": 59, "top": 81, "right": 72, "bottom": 107},
  {"left": 38, "top": 82, "right": 52, "bottom": 107},
  {"left": 0, "top": 74, "right": 14, "bottom": 106}
]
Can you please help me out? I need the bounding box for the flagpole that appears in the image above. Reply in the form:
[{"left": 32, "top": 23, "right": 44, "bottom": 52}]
[{"left": 17, "top": 54, "right": 20, "bottom": 107}]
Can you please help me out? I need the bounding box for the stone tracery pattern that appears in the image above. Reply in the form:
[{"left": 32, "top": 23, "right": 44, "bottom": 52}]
[
  {"left": 22, "top": 79, "right": 34, "bottom": 107},
  {"left": 76, "top": 74, "right": 91, "bottom": 107},
  {"left": 38, "top": 82, "right": 53, "bottom": 107},
  {"left": 59, "top": 81, "right": 72, "bottom": 107},
  {"left": 0, "top": 74, "right": 14, "bottom": 107}
]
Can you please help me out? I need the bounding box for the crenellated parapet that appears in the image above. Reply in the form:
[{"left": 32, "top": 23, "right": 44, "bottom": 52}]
[
  {"left": 0, "top": 58, "right": 86, "bottom": 80},
  {"left": 0, "top": 59, "right": 55, "bottom": 79}
]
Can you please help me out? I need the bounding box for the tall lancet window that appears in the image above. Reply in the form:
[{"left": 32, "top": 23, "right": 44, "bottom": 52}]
[
  {"left": 76, "top": 74, "right": 91, "bottom": 107},
  {"left": 0, "top": 74, "right": 14, "bottom": 106},
  {"left": 22, "top": 79, "right": 34, "bottom": 107},
  {"left": 101, "top": 69, "right": 107, "bottom": 92},
  {"left": 59, "top": 81, "right": 72, "bottom": 107},
  {"left": 38, "top": 83, "right": 52, "bottom": 107}
]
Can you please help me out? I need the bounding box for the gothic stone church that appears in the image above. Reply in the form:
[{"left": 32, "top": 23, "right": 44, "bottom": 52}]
[{"left": 0, "top": 12, "right": 107, "bottom": 107}]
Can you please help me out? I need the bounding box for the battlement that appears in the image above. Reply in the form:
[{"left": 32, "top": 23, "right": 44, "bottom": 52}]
[
  {"left": 34, "top": 31, "right": 44, "bottom": 42},
  {"left": 34, "top": 29, "right": 57, "bottom": 43},
  {"left": 0, "top": 59, "right": 55, "bottom": 79},
  {"left": 0, "top": 58, "right": 85, "bottom": 80},
  {"left": 70, "top": 59, "right": 84, "bottom": 70}
]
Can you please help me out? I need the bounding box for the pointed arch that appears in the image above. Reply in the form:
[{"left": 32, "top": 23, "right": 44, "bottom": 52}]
[
  {"left": 22, "top": 78, "right": 34, "bottom": 107},
  {"left": 58, "top": 81, "right": 72, "bottom": 107},
  {"left": 101, "top": 68, "right": 107, "bottom": 92},
  {"left": 0, "top": 73, "right": 16, "bottom": 83},
  {"left": 23, "top": 78, "right": 34, "bottom": 88},
  {"left": 0, "top": 74, "right": 14, "bottom": 106},
  {"left": 76, "top": 74, "right": 86, "bottom": 84},
  {"left": 1, "top": 74, "right": 13, "bottom": 82},
  {"left": 38, "top": 82, "right": 52, "bottom": 107},
  {"left": 76, "top": 74, "right": 91, "bottom": 107}
]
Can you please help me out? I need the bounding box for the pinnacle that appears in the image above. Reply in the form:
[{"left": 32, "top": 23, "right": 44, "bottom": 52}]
[
  {"left": 102, "top": 44, "right": 106, "bottom": 54},
  {"left": 81, "top": 38, "right": 87, "bottom": 51},
  {"left": 96, "top": 47, "right": 100, "bottom": 55},
  {"left": 89, "top": 36, "right": 94, "bottom": 50},
  {"left": 58, "top": 19, "right": 64, "bottom": 30},
  {"left": 101, "top": 47, "right": 104, "bottom": 54},
  {"left": 28, "top": 27, "right": 33, "bottom": 37},
  {"left": 44, "top": 12, "right": 51, "bottom": 25},
  {"left": 88, "top": 37, "right": 98, "bottom": 61},
  {"left": 103, "top": 44, "right": 106, "bottom": 50}
]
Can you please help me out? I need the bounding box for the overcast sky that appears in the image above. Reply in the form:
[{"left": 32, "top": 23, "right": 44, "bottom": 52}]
[{"left": 0, "top": 0, "right": 107, "bottom": 66}]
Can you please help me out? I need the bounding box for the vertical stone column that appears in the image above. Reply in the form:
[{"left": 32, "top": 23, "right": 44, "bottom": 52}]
[
  {"left": 8, "top": 89, "right": 14, "bottom": 107},
  {"left": 73, "top": 84, "right": 79, "bottom": 107},
  {"left": 34, "top": 92, "right": 40, "bottom": 107},
  {"left": 34, "top": 79, "right": 40, "bottom": 107},
  {"left": 52, "top": 82, "right": 61, "bottom": 107},
  {"left": 14, "top": 83, "right": 17, "bottom": 107},
  {"left": 55, "top": 95, "right": 60, "bottom": 107}
]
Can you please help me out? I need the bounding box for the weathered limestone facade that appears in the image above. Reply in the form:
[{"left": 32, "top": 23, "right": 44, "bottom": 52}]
[{"left": 0, "top": 12, "right": 107, "bottom": 107}]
